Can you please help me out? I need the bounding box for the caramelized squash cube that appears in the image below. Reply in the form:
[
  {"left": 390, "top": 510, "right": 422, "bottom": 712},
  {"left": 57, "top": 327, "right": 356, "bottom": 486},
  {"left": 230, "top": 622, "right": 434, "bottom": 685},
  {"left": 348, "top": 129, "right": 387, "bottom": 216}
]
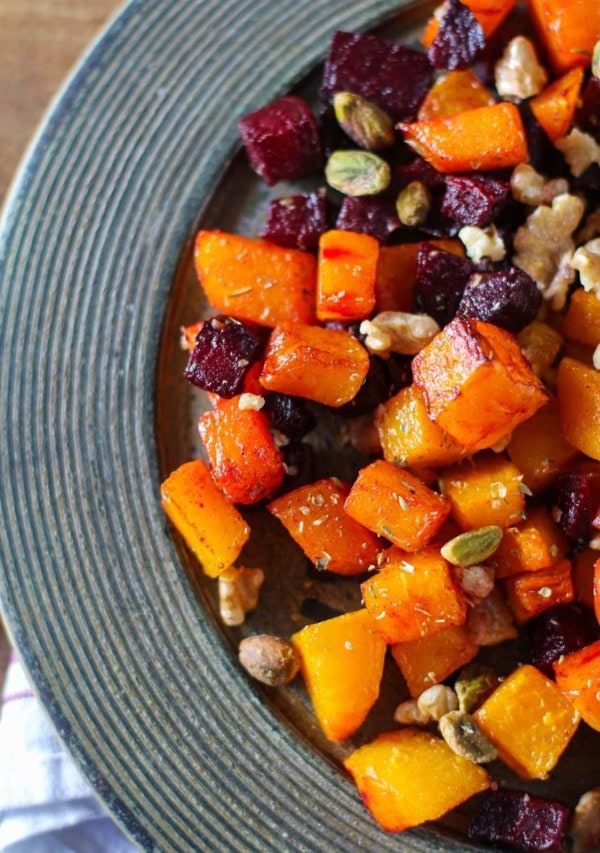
[
  {"left": 440, "top": 453, "right": 525, "bottom": 530},
  {"left": 494, "top": 506, "right": 568, "bottom": 579},
  {"left": 474, "top": 664, "right": 580, "bottom": 779},
  {"left": 558, "top": 357, "right": 600, "bottom": 461},
  {"left": 529, "top": 67, "right": 585, "bottom": 141},
  {"left": 317, "top": 230, "right": 378, "bottom": 321},
  {"left": 564, "top": 290, "right": 600, "bottom": 348},
  {"left": 503, "top": 558, "right": 574, "bottom": 624},
  {"left": 527, "top": 0, "right": 600, "bottom": 73},
  {"left": 418, "top": 70, "right": 495, "bottom": 120},
  {"left": 374, "top": 239, "right": 464, "bottom": 313},
  {"left": 554, "top": 640, "right": 600, "bottom": 732},
  {"left": 391, "top": 624, "right": 478, "bottom": 698}
]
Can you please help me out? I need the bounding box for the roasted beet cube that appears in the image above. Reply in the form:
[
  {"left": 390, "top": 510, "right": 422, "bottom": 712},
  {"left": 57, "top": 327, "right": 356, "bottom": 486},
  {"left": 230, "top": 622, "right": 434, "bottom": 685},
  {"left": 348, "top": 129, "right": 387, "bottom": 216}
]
[
  {"left": 456, "top": 267, "right": 541, "bottom": 334},
  {"left": 526, "top": 603, "right": 599, "bottom": 678},
  {"left": 415, "top": 242, "right": 474, "bottom": 326},
  {"left": 429, "top": 0, "right": 485, "bottom": 71},
  {"left": 261, "top": 191, "right": 329, "bottom": 251},
  {"left": 336, "top": 196, "right": 400, "bottom": 243},
  {"left": 576, "top": 76, "right": 600, "bottom": 142},
  {"left": 279, "top": 441, "right": 317, "bottom": 493},
  {"left": 320, "top": 31, "right": 433, "bottom": 121},
  {"left": 238, "top": 95, "right": 323, "bottom": 186},
  {"left": 183, "top": 315, "right": 262, "bottom": 398},
  {"left": 264, "top": 393, "right": 316, "bottom": 439},
  {"left": 550, "top": 473, "right": 594, "bottom": 551},
  {"left": 442, "top": 176, "right": 509, "bottom": 227},
  {"left": 393, "top": 157, "right": 446, "bottom": 194},
  {"left": 468, "top": 789, "right": 570, "bottom": 853},
  {"left": 338, "top": 356, "right": 391, "bottom": 416}
]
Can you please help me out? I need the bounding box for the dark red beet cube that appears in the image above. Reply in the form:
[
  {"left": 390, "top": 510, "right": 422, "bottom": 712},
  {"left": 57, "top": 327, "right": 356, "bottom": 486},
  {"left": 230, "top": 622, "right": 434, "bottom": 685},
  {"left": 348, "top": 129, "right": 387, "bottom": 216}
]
[
  {"left": 457, "top": 267, "right": 541, "bottom": 333},
  {"left": 320, "top": 31, "right": 433, "bottom": 121},
  {"left": 442, "top": 175, "right": 509, "bottom": 227},
  {"left": 576, "top": 77, "right": 600, "bottom": 142},
  {"left": 393, "top": 157, "right": 446, "bottom": 194},
  {"left": 261, "top": 191, "right": 329, "bottom": 250},
  {"left": 550, "top": 473, "right": 594, "bottom": 551},
  {"left": 264, "top": 393, "right": 316, "bottom": 439},
  {"left": 238, "top": 95, "right": 323, "bottom": 186},
  {"left": 527, "top": 603, "right": 599, "bottom": 677},
  {"left": 468, "top": 789, "right": 569, "bottom": 852},
  {"left": 429, "top": 0, "right": 485, "bottom": 70},
  {"left": 336, "top": 196, "right": 400, "bottom": 243},
  {"left": 415, "top": 242, "right": 474, "bottom": 326},
  {"left": 183, "top": 315, "right": 262, "bottom": 398}
]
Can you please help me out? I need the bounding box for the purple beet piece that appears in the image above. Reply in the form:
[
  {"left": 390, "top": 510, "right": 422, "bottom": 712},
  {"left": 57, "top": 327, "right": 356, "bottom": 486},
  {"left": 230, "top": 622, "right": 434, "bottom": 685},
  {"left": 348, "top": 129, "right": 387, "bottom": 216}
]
[
  {"left": 519, "top": 102, "right": 568, "bottom": 177},
  {"left": 456, "top": 267, "right": 541, "bottom": 333},
  {"left": 415, "top": 241, "right": 474, "bottom": 326},
  {"left": 320, "top": 31, "right": 433, "bottom": 121},
  {"left": 261, "top": 191, "right": 329, "bottom": 251},
  {"left": 183, "top": 315, "right": 262, "bottom": 398},
  {"left": 468, "top": 789, "right": 569, "bottom": 853},
  {"left": 550, "top": 473, "right": 594, "bottom": 551},
  {"left": 336, "top": 196, "right": 400, "bottom": 243},
  {"left": 576, "top": 76, "right": 600, "bottom": 142},
  {"left": 338, "top": 357, "right": 391, "bottom": 416},
  {"left": 442, "top": 175, "right": 510, "bottom": 227},
  {"left": 429, "top": 0, "right": 485, "bottom": 70},
  {"left": 393, "top": 157, "right": 446, "bottom": 194},
  {"left": 526, "top": 603, "right": 599, "bottom": 677},
  {"left": 279, "top": 441, "right": 316, "bottom": 493},
  {"left": 238, "top": 95, "right": 323, "bottom": 186},
  {"left": 264, "top": 393, "right": 316, "bottom": 439},
  {"left": 418, "top": 199, "right": 459, "bottom": 239}
]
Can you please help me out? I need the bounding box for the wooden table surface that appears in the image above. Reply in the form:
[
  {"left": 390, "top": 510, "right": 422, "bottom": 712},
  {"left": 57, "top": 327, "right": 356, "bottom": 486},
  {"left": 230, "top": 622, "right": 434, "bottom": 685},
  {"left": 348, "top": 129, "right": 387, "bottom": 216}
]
[{"left": 0, "top": 0, "right": 122, "bottom": 677}]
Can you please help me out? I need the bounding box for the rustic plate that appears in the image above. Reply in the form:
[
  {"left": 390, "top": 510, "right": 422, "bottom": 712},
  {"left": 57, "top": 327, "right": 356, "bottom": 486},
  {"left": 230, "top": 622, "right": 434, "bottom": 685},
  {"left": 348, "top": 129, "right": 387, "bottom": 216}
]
[{"left": 2, "top": 0, "right": 594, "bottom": 849}]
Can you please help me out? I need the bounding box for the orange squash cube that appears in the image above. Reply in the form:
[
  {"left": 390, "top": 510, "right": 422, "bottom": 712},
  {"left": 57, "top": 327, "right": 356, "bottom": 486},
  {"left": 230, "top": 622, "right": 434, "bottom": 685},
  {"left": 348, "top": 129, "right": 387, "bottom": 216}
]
[
  {"left": 376, "top": 385, "right": 468, "bottom": 469},
  {"left": 558, "top": 357, "right": 600, "bottom": 461},
  {"left": 554, "top": 640, "right": 600, "bottom": 732},
  {"left": 518, "top": 320, "right": 564, "bottom": 379},
  {"left": 317, "top": 230, "right": 378, "bottom": 321},
  {"left": 440, "top": 453, "right": 525, "bottom": 530},
  {"left": 195, "top": 231, "right": 316, "bottom": 327},
  {"left": 399, "top": 103, "right": 528, "bottom": 174},
  {"left": 375, "top": 240, "right": 464, "bottom": 313},
  {"left": 344, "top": 729, "right": 490, "bottom": 832},
  {"left": 474, "top": 665, "right": 579, "bottom": 779},
  {"left": 563, "top": 289, "right": 600, "bottom": 348},
  {"left": 529, "top": 67, "right": 585, "bottom": 142},
  {"left": 161, "top": 460, "right": 250, "bottom": 578},
  {"left": 259, "top": 323, "right": 369, "bottom": 407},
  {"left": 527, "top": 0, "right": 600, "bottom": 72},
  {"left": 198, "top": 396, "right": 284, "bottom": 504},
  {"left": 413, "top": 317, "right": 547, "bottom": 451},
  {"left": 391, "top": 625, "right": 478, "bottom": 698},
  {"left": 418, "top": 70, "right": 495, "bottom": 120},
  {"left": 493, "top": 506, "right": 567, "bottom": 579},
  {"left": 268, "top": 479, "right": 383, "bottom": 575},
  {"left": 503, "top": 558, "right": 574, "bottom": 624},
  {"left": 345, "top": 461, "right": 450, "bottom": 552},
  {"left": 507, "top": 399, "right": 579, "bottom": 493},
  {"left": 361, "top": 547, "right": 467, "bottom": 644},
  {"left": 291, "top": 609, "right": 386, "bottom": 741}
]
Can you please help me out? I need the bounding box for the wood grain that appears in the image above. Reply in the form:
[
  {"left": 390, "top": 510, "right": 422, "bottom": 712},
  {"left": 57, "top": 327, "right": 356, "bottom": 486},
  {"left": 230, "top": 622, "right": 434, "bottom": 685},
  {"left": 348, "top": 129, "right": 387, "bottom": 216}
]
[{"left": 0, "top": 0, "right": 121, "bottom": 203}]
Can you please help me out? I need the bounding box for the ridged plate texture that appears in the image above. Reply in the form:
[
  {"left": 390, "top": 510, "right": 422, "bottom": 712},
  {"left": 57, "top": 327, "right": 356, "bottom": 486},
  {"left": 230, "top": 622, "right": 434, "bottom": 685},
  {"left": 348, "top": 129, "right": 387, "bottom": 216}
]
[{"left": 0, "top": 0, "right": 465, "bottom": 849}]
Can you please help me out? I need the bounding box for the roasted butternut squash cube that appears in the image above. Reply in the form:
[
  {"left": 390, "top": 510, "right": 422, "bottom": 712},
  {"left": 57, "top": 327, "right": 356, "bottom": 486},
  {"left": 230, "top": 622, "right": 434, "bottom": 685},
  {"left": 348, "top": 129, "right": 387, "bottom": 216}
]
[
  {"left": 554, "top": 640, "right": 600, "bottom": 732},
  {"left": 518, "top": 320, "right": 564, "bottom": 379},
  {"left": 527, "top": 0, "right": 600, "bottom": 73},
  {"left": 529, "top": 67, "right": 585, "bottom": 141},
  {"left": 563, "top": 289, "right": 600, "bottom": 348},
  {"left": 361, "top": 547, "right": 467, "bottom": 644},
  {"left": 195, "top": 230, "right": 316, "bottom": 327},
  {"left": 376, "top": 385, "right": 468, "bottom": 469},
  {"left": 260, "top": 323, "right": 369, "bottom": 407},
  {"left": 161, "top": 460, "right": 250, "bottom": 578},
  {"left": 291, "top": 609, "right": 386, "bottom": 741},
  {"left": 317, "top": 230, "right": 378, "bottom": 321},
  {"left": 558, "top": 357, "right": 600, "bottom": 461},
  {"left": 507, "top": 400, "right": 579, "bottom": 493},
  {"left": 268, "top": 479, "right": 382, "bottom": 575},
  {"left": 344, "top": 729, "right": 490, "bottom": 832},
  {"left": 474, "top": 664, "right": 580, "bottom": 779},
  {"left": 374, "top": 240, "right": 464, "bottom": 313},
  {"left": 391, "top": 625, "right": 478, "bottom": 698},
  {"left": 412, "top": 318, "right": 547, "bottom": 451},
  {"left": 493, "top": 506, "right": 567, "bottom": 579},
  {"left": 198, "top": 396, "right": 284, "bottom": 504},
  {"left": 440, "top": 453, "right": 525, "bottom": 530},
  {"left": 503, "top": 559, "right": 574, "bottom": 624},
  {"left": 418, "top": 70, "right": 495, "bottom": 121},
  {"left": 345, "top": 461, "right": 450, "bottom": 552}
]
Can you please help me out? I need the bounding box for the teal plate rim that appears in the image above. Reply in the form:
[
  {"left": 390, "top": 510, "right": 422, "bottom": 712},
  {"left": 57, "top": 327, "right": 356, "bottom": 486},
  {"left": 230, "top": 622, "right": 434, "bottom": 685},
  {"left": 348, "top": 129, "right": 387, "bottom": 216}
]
[{"left": 0, "top": 0, "right": 471, "bottom": 849}]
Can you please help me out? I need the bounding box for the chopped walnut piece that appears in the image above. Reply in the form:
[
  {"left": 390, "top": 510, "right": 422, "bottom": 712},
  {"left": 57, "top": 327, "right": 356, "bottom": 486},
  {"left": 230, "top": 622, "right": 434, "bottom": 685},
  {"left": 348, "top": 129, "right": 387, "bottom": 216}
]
[
  {"left": 571, "top": 788, "right": 600, "bottom": 853},
  {"left": 359, "top": 311, "right": 440, "bottom": 356},
  {"left": 238, "top": 392, "right": 265, "bottom": 411},
  {"left": 454, "top": 564, "right": 495, "bottom": 603},
  {"left": 466, "top": 587, "right": 518, "bottom": 646},
  {"left": 555, "top": 128, "right": 600, "bottom": 178},
  {"left": 218, "top": 566, "right": 264, "bottom": 627},
  {"left": 510, "top": 163, "right": 568, "bottom": 207},
  {"left": 458, "top": 225, "right": 506, "bottom": 263},
  {"left": 417, "top": 685, "right": 459, "bottom": 721},
  {"left": 494, "top": 36, "right": 547, "bottom": 101},
  {"left": 571, "top": 239, "right": 600, "bottom": 296},
  {"left": 393, "top": 698, "right": 431, "bottom": 726},
  {"left": 513, "top": 193, "right": 585, "bottom": 310}
]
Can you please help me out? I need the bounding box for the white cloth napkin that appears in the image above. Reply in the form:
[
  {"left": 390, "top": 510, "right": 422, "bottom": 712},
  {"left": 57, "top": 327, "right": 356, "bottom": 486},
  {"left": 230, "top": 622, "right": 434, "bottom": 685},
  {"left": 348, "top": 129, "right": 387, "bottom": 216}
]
[{"left": 0, "top": 655, "right": 138, "bottom": 851}]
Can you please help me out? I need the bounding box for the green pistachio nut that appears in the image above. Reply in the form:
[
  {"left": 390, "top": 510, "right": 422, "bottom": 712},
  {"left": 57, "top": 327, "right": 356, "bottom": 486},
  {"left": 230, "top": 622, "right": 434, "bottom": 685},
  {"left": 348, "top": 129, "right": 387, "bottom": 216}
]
[
  {"left": 325, "top": 150, "right": 391, "bottom": 197},
  {"left": 333, "top": 92, "right": 395, "bottom": 151},
  {"left": 440, "top": 525, "right": 503, "bottom": 567},
  {"left": 455, "top": 664, "right": 499, "bottom": 713},
  {"left": 439, "top": 710, "right": 498, "bottom": 764},
  {"left": 396, "top": 180, "right": 432, "bottom": 227}
]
